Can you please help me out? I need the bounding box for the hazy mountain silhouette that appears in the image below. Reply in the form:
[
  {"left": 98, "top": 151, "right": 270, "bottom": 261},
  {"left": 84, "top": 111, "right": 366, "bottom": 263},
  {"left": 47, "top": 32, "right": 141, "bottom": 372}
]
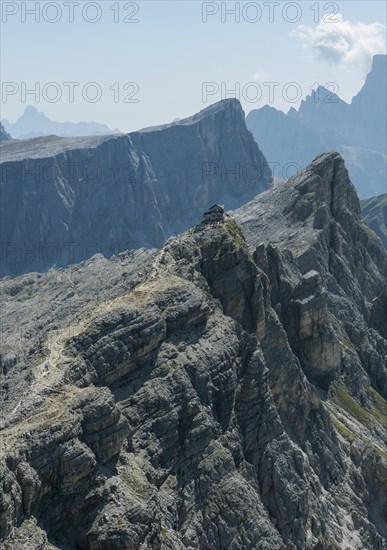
[
  {"left": 247, "top": 55, "right": 387, "bottom": 198},
  {"left": 2, "top": 106, "right": 120, "bottom": 139}
]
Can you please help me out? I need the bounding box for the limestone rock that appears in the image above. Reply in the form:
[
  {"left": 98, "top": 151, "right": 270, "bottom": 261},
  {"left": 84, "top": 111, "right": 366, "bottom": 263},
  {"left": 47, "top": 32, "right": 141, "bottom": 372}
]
[
  {"left": 361, "top": 194, "right": 387, "bottom": 249},
  {"left": 0, "top": 153, "right": 386, "bottom": 549},
  {"left": 0, "top": 99, "right": 271, "bottom": 277}
]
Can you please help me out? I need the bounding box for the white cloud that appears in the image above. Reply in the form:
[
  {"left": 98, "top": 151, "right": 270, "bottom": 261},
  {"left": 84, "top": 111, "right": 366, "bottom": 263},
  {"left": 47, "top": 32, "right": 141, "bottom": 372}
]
[
  {"left": 292, "top": 15, "right": 386, "bottom": 73},
  {"left": 251, "top": 71, "right": 267, "bottom": 83}
]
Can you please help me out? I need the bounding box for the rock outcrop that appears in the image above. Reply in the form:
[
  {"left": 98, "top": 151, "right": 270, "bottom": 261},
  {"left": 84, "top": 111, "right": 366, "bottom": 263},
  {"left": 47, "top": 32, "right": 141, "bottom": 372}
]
[
  {"left": 0, "top": 99, "right": 271, "bottom": 277},
  {"left": 0, "top": 122, "right": 11, "bottom": 142},
  {"left": 0, "top": 153, "right": 386, "bottom": 549}
]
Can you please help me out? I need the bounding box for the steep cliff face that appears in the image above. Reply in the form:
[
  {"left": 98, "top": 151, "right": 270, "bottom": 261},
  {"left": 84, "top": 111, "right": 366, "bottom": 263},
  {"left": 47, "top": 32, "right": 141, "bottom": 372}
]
[
  {"left": 293, "top": 55, "right": 386, "bottom": 155},
  {"left": 0, "top": 99, "right": 271, "bottom": 277},
  {"left": 341, "top": 54, "right": 386, "bottom": 155},
  {"left": 1, "top": 153, "right": 386, "bottom": 549},
  {"left": 361, "top": 194, "right": 387, "bottom": 249},
  {"left": 237, "top": 152, "right": 386, "bottom": 393}
]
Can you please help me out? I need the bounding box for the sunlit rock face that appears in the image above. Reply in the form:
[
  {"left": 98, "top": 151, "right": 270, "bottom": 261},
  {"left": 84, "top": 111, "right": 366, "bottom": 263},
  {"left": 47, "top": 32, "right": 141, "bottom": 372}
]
[{"left": 1, "top": 153, "right": 386, "bottom": 549}]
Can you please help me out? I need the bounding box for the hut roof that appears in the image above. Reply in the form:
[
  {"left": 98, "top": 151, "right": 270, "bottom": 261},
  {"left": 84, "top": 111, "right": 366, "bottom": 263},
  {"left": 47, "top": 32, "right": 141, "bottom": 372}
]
[{"left": 205, "top": 204, "right": 224, "bottom": 214}]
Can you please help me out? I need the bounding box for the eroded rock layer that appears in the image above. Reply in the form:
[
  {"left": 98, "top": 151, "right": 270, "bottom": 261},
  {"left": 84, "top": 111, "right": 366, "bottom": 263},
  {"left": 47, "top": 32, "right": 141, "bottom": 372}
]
[{"left": 0, "top": 153, "right": 386, "bottom": 549}]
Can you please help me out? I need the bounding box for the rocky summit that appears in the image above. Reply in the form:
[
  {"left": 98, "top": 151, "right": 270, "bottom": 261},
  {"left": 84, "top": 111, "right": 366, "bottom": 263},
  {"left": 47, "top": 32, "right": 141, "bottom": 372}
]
[
  {"left": 0, "top": 152, "right": 386, "bottom": 549},
  {"left": 0, "top": 99, "right": 271, "bottom": 278}
]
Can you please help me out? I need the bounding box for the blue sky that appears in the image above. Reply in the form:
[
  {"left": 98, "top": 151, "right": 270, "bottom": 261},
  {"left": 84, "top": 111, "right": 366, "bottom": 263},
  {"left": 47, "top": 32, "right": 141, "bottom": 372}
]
[{"left": 1, "top": 1, "right": 386, "bottom": 131}]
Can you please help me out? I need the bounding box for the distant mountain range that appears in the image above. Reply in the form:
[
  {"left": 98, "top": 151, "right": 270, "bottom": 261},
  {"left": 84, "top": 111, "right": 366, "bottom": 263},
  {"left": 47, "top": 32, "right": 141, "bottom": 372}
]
[
  {"left": 0, "top": 99, "right": 271, "bottom": 277},
  {"left": 2, "top": 151, "right": 387, "bottom": 549},
  {"left": 246, "top": 54, "right": 387, "bottom": 198},
  {"left": 1, "top": 106, "right": 119, "bottom": 139}
]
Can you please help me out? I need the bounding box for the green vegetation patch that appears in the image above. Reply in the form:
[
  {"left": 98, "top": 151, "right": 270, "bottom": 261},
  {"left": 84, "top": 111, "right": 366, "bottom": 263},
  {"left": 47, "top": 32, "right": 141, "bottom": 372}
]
[
  {"left": 332, "top": 382, "right": 387, "bottom": 429},
  {"left": 373, "top": 446, "right": 387, "bottom": 460},
  {"left": 362, "top": 224, "right": 378, "bottom": 240},
  {"left": 169, "top": 359, "right": 179, "bottom": 372},
  {"left": 369, "top": 386, "right": 387, "bottom": 427},
  {"left": 160, "top": 527, "right": 169, "bottom": 543},
  {"left": 225, "top": 219, "right": 247, "bottom": 250},
  {"left": 318, "top": 534, "right": 342, "bottom": 549},
  {"left": 339, "top": 338, "right": 354, "bottom": 352},
  {"left": 331, "top": 417, "right": 357, "bottom": 441}
]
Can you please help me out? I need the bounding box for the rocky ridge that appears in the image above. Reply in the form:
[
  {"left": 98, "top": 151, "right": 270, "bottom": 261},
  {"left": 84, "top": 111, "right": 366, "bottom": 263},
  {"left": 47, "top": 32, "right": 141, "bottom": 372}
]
[{"left": 0, "top": 152, "right": 386, "bottom": 549}]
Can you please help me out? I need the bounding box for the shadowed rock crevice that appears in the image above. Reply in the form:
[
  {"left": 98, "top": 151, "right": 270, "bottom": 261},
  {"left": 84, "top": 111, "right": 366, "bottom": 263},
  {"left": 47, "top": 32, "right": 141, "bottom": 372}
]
[{"left": 0, "top": 153, "right": 386, "bottom": 549}]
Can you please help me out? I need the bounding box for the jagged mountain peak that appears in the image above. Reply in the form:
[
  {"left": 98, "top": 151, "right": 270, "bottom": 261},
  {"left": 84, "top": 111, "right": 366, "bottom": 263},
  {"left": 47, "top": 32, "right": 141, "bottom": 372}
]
[
  {"left": 296, "top": 87, "right": 350, "bottom": 126},
  {"left": 357, "top": 53, "right": 386, "bottom": 90},
  {"left": 1, "top": 149, "right": 386, "bottom": 547},
  {"left": 19, "top": 105, "right": 47, "bottom": 119},
  {"left": 351, "top": 54, "right": 386, "bottom": 108},
  {"left": 242, "top": 149, "right": 354, "bottom": 218},
  {"left": 307, "top": 85, "right": 347, "bottom": 104},
  {"left": 293, "top": 151, "right": 361, "bottom": 215},
  {"left": 246, "top": 54, "right": 387, "bottom": 197},
  {"left": 1, "top": 106, "right": 117, "bottom": 140},
  {"left": 237, "top": 151, "right": 385, "bottom": 299}
]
